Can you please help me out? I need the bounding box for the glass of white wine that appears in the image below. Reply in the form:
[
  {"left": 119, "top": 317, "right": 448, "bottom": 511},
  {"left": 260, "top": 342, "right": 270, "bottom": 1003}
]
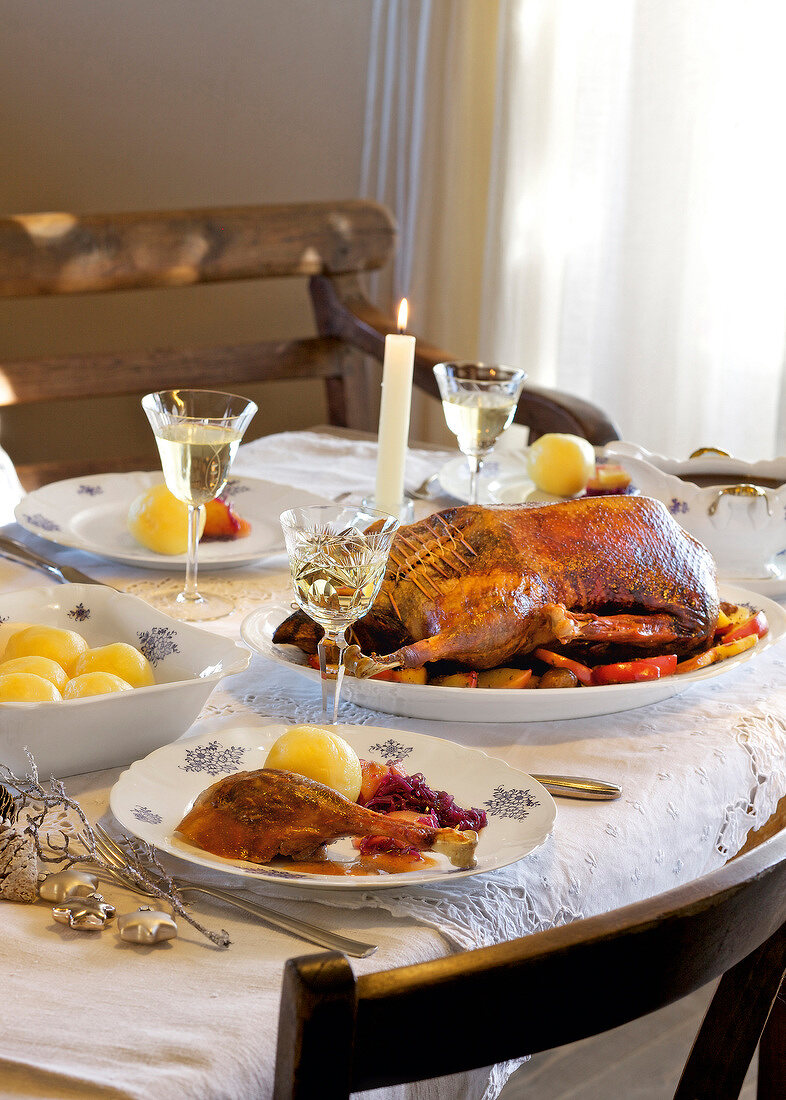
[
  {"left": 433, "top": 362, "right": 527, "bottom": 505},
  {"left": 280, "top": 504, "right": 399, "bottom": 723},
  {"left": 141, "top": 388, "right": 257, "bottom": 621}
]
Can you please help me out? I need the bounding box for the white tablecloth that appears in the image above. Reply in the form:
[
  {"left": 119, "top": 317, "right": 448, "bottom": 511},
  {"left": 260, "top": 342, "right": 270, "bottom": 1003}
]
[{"left": 1, "top": 429, "right": 785, "bottom": 1100}]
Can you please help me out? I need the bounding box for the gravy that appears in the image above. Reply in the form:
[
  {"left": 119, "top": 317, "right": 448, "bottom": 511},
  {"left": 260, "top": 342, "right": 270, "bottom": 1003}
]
[{"left": 270, "top": 850, "right": 439, "bottom": 877}]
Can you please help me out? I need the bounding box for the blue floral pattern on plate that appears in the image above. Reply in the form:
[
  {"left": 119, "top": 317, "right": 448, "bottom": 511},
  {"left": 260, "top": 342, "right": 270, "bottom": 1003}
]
[
  {"left": 222, "top": 478, "right": 251, "bottom": 497},
  {"left": 132, "top": 806, "right": 162, "bottom": 825},
  {"left": 179, "top": 741, "right": 246, "bottom": 776},
  {"left": 368, "top": 737, "right": 413, "bottom": 762},
  {"left": 68, "top": 603, "right": 90, "bottom": 622},
  {"left": 484, "top": 785, "right": 541, "bottom": 820},
  {"left": 22, "top": 513, "right": 60, "bottom": 532},
  {"left": 137, "top": 626, "right": 179, "bottom": 666}
]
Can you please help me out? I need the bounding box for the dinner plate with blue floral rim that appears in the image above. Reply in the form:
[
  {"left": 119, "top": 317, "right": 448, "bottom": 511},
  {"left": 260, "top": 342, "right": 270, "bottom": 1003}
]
[
  {"left": 15, "top": 472, "right": 330, "bottom": 570},
  {"left": 109, "top": 723, "right": 557, "bottom": 891}
]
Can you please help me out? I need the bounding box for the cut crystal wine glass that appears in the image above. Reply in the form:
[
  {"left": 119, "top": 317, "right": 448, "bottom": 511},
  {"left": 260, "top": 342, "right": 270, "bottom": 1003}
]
[{"left": 280, "top": 504, "right": 399, "bottom": 723}]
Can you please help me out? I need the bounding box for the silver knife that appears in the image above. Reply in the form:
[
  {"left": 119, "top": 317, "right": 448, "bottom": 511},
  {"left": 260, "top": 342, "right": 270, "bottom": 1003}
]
[
  {"left": 0, "top": 534, "right": 109, "bottom": 588},
  {"left": 531, "top": 774, "right": 621, "bottom": 800}
]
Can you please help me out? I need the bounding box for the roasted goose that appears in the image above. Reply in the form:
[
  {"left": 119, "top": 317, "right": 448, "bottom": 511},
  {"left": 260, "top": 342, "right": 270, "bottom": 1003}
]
[
  {"left": 274, "top": 496, "right": 720, "bottom": 674},
  {"left": 176, "top": 768, "right": 479, "bottom": 869}
]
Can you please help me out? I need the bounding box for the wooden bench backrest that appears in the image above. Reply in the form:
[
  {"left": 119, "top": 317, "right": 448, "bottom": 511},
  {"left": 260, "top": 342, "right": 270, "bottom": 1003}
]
[
  {"left": 0, "top": 199, "right": 620, "bottom": 488},
  {"left": 0, "top": 201, "right": 396, "bottom": 485}
]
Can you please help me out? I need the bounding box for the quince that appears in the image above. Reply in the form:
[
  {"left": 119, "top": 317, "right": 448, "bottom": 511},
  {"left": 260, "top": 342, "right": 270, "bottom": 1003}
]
[{"left": 128, "top": 483, "right": 205, "bottom": 555}]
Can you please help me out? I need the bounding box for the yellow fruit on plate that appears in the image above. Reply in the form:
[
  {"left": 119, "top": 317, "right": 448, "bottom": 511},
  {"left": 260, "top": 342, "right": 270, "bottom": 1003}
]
[
  {"left": 0, "top": 672, "right": 62, "bottom": 702},
  {"left": 63, "top": 672, "right": 134, "bottom": 699},
  {"left": 127, "top": 483, "right": 206, "bottom": 555},
  {"left": 0, "top": 655, "right": 68, "bottom": 692},
  {"left": 527, "top": 433, "right": 596, "bottom": 497},
  {"left": 73, "top": 642, "right": 155, "bottom": 688},
  {"left": 3, "top": 625, "right": 88, "bottom": 676},
  {"left": 264, "top": 725, "right": 363, "bottom": 802}
]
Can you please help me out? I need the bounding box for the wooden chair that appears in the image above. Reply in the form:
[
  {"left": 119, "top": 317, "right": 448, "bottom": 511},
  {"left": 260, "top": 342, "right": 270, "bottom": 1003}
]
[
  {"left": 274, "top": 827, "right": 786, "bottom": 1099},
  {"left": 0, "top": 201, "right": 619, "bottom": 489}
]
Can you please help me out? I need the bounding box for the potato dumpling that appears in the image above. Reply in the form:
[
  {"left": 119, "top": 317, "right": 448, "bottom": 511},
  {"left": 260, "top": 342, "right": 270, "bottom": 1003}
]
[
  {"left": 0, "top": 621, "right": 33, "bottom": 653},
  {"left": 73, "top": 642, "right": 155, "bottom": 688},
  {"left": 0, "top": 672, "right": 62, "bottom": 702},
  {"left": 527, "top": 433, "right": 596, "bottom": 497},
  {"left": 264, "top": 725, "right": 363, "bottom": 802},
  {"left": 127, "top": 482, "right": 206, "bottom": 555},
  {"left": 3, "top": 625, "right": 88, "bottom": 676},
  {"left": 0, "top": 655, "right": 68, "bottom": 692},
  {"left": 63, "top": 672, "right": 134, "bottom": 699}
]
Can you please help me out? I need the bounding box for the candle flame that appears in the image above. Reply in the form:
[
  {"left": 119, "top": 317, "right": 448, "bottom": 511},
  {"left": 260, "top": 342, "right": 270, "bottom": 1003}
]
[{"left": 397, "top": 298, "right": 408, "bottom": 333}]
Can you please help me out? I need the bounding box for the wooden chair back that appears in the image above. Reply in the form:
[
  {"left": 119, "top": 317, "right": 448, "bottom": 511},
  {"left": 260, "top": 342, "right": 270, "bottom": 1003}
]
[
  {"left": 0, "top": 201, "right": 619, "bottom": 489},
  {"left": 274, "top": 827, "right": 786, "bottom": 1099}
]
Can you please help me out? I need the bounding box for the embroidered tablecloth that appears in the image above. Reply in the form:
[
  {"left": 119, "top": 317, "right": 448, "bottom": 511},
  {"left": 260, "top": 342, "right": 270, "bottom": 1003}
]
[{"left": 0, "top": 429, "right": 784, "bottom": 1100}]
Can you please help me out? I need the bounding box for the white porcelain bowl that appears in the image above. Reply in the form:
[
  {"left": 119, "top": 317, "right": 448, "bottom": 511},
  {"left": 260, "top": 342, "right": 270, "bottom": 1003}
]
[
  {"left": 604, "top": 442, "right": 786, "bottom": 580},
  {"left": 0, "top": 584, "right": 250, "bottom": 778}
]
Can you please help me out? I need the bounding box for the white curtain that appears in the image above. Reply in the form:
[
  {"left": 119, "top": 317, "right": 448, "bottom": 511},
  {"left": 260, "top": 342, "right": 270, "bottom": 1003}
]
[
  {"left": 362, "top": 0, "right": 786, "bottom": 459},
  {"left": 360, "top": 0, "right": 499, "bottom": 443}
]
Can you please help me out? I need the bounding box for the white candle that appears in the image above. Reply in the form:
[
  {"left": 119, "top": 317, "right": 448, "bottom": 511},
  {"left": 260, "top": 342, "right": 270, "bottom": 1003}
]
[{"left": 375, "top": 298, "right": 416, "bottom": 518}]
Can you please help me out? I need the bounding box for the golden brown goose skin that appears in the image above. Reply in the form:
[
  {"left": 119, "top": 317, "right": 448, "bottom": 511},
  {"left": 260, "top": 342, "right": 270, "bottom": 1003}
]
[
  {"left": 175, "top": 768, "right": 478, "bottom": 867},
  {"left": 274, "top": 496, "right": 720, "bottom": 671}
]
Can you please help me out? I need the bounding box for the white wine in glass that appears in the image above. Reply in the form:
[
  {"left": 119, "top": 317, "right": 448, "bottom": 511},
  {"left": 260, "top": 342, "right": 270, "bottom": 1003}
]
[
  {"left": 142, "top": 389, "right": 257, "bottom": 621},
  {"left": 281, "top": 504, "right": 399, "bottom": 723},
  {"left": 434, "top": 362, "right": 527, "bottom": 504}
]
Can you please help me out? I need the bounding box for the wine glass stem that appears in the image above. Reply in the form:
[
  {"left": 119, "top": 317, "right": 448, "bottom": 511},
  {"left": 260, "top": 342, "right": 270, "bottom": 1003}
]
[
  {"left": 182, "top": 504, "right": 202, "bottom": 602},
  {"left": 468, "top": 454, "right": 484, "bottom": 505},
  {"left": 332, "top": 629, "right": 348, "bottom": 725},
  {"left": 317, "top": 629, "right": 348, "bottom": 724},
  {"left": 317, "top": 634, "right": 331, "bottom": 720}
]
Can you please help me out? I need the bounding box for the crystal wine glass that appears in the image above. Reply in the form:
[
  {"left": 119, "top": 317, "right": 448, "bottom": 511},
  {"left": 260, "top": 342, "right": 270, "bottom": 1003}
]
[
  {"left": 280, "top": 504, "right": 399, "bottom": 723},
  {"left": 141, "top": 388, "right": 257, "bottom": 621},
  {"left": 433, "top": 362, "right": 527, "bottom": 504}
]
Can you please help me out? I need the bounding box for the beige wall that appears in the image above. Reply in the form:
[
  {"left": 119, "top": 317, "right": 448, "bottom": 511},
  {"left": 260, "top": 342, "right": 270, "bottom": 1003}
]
[{"left": 0, "top": 0, "right": 374, "bottom": 471}]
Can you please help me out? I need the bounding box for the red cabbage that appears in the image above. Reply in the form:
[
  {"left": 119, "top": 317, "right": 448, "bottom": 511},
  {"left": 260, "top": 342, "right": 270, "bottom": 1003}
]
[
  {"left": 361, "top": 764, "right": 487, "bottom": 832},
  {"left": 356, "top": 835, "right": 423, "bottom": 858}
]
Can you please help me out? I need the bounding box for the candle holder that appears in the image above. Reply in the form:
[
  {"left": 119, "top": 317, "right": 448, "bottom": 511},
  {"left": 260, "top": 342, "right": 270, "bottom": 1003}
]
[{"left": 361, "top": 495, "right": 415, "bottom": 525}]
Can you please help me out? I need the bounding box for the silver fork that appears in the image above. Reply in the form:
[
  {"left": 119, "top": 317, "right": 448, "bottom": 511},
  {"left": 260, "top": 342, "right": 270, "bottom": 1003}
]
[
  {"left": 408, "top": 473, "right": 442, "bottom": 500},
  {"left": 91, "top": 823, "right": 377, "bottom": 958}
]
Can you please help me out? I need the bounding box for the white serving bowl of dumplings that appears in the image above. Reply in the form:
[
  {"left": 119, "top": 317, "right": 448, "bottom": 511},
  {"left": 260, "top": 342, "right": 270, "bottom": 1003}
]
[{"left": 0, "top": 584, "right": 250, "bottom": 778}]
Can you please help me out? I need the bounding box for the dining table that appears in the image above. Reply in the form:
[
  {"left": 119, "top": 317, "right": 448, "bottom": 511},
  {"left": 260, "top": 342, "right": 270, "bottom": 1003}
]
[{"left": 1, "top": 427, "right": 785, "bottom": 1100}]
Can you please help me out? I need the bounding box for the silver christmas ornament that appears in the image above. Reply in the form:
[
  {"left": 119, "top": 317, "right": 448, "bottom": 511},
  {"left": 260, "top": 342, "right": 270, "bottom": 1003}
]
[
  {"left": 40, "top": 868, "right": 99, "bottom": 903},
  {"left": 52, "top": 891, "right": 116, "bottom": 931},
  {"left": 117, "top": 905, "right": 178, "bottom": 945}
]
